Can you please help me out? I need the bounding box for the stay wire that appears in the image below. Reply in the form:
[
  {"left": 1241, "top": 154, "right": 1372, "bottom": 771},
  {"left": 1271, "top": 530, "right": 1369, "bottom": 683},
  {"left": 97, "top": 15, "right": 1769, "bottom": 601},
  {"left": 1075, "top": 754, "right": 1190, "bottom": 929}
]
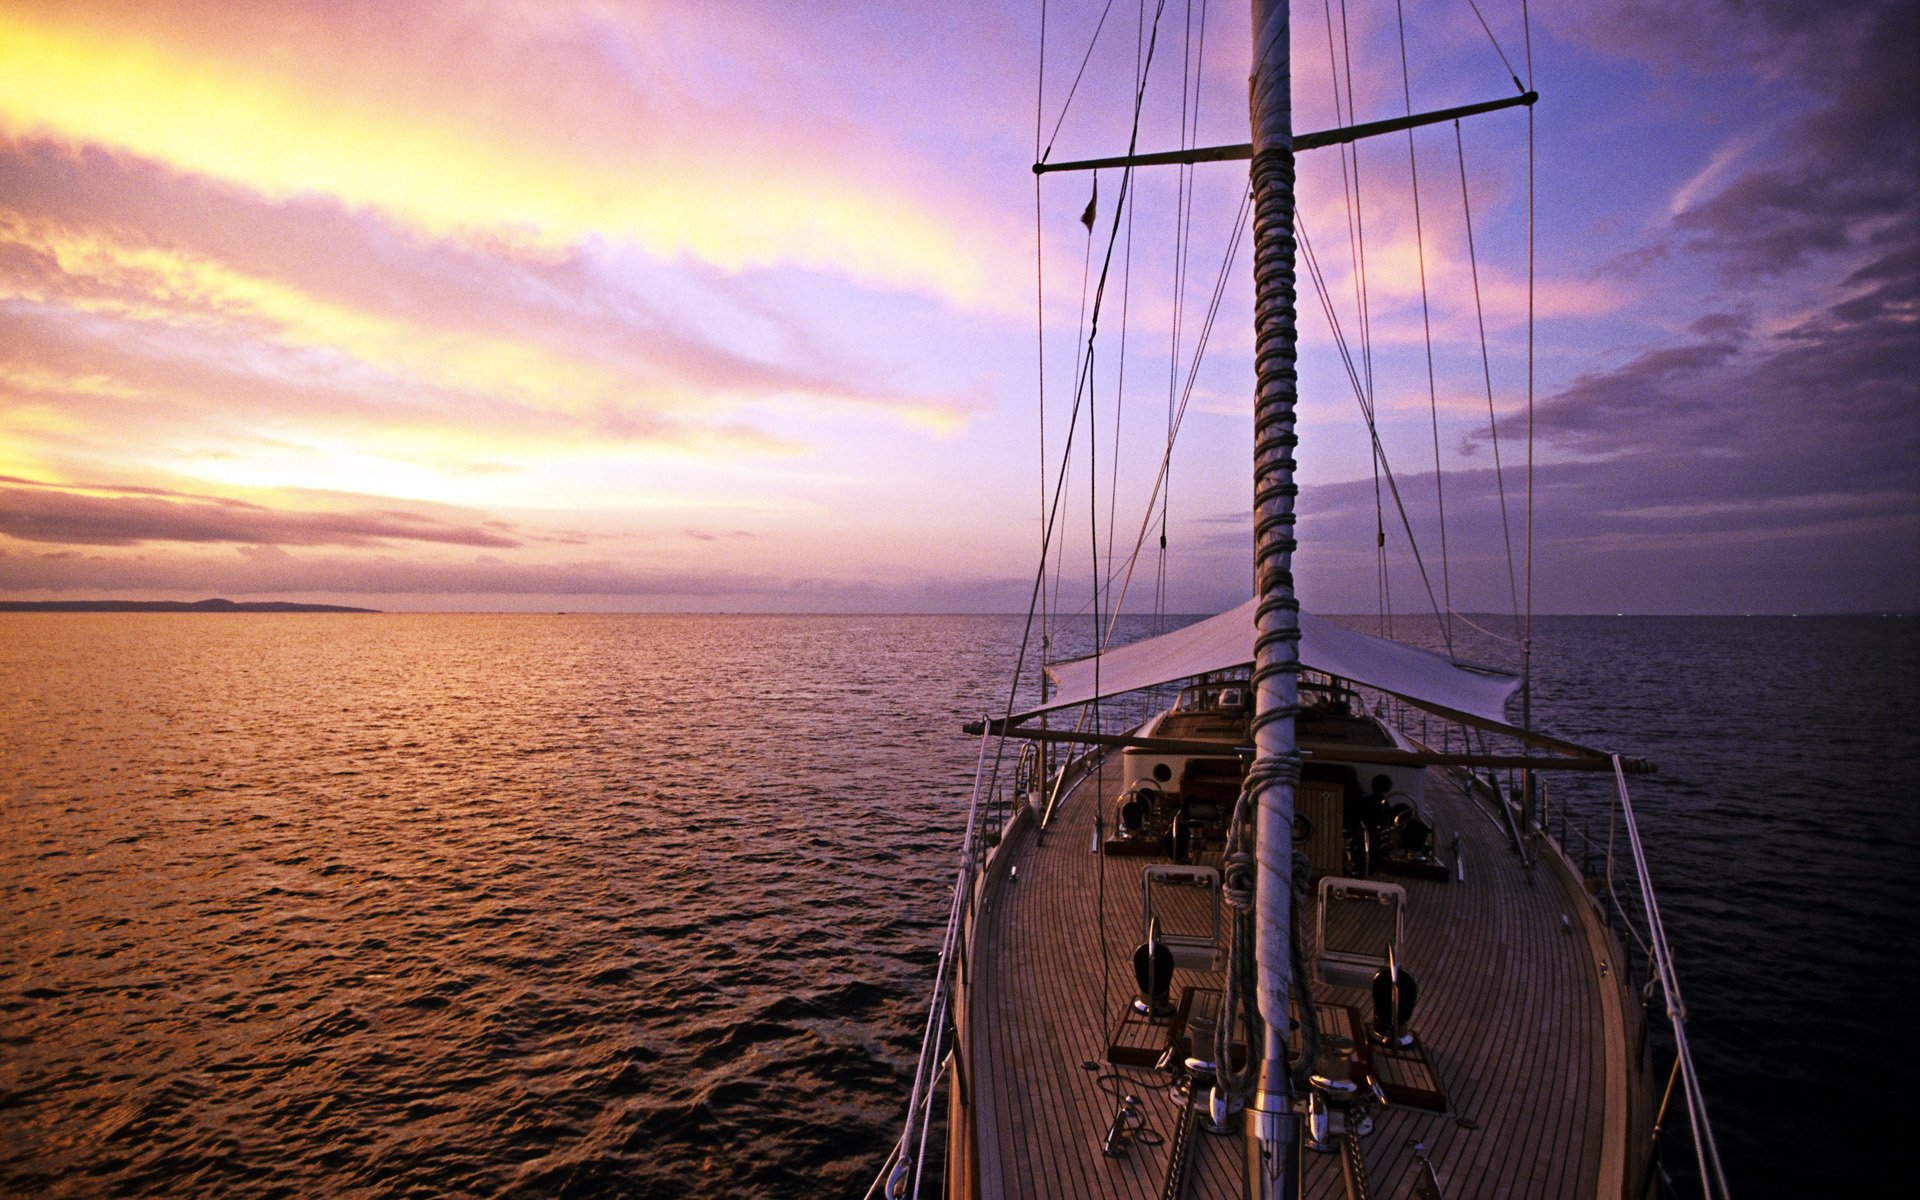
[
  {"left": 1396, "top": 0, "right": 1455, "bottom": 655},
  {"left": 1330, "top": 0, "right": 1389, "bottom": 632},
  {"left": 1156, "top": 0, "right": 1207, "bottom": 630},
  {"left": 1077, "top": 0, "right": 1174, "bottom": 595},
  {"left": 1039, "top": 0, "right": 1120, "bottom": 162},
  {"left": 1463, "top": 0, "right": 1526, "bottom": 92},
  {"left": 1051, "top": 190, "right": 1100, "bottom": 634},
  {"left": 1075, "top": 0, "right": 1172, "bottom": 1050},
  {"left": 1035, "top": 0, "right": 1050, "bottom": 705},
  {"left": 1128, "top": 0, "right": 1208, "bottom": 633},
  {"left": 1036, "top": 0, "right": 1048, "bottom": 159},
  {"left": 1101, "top": 181, "right": 1251, "bottom": 643},
  {"left": 1338, "top": 0, "right": 1375, "bottom": 409},
  {"left": 1008, "top": 0, "right": 1187, "bottom": 1125},
  {"left": 995, "top": 26, "right": 1117, "bottom": 825},
  {"left": 1523, "top": 0, "right": 1535, "bottom": 747},
  {"left": 1092, "top": 321, "right": 1108, "bottom": 1059},
  {"left": 997, "top": 251, "right": 1100, "bottom": 783},
  {"left": 1292, "top": 207, "right": 1441, "bottom": 628},
  {"left": 1096, "top": 0, "right": 1148, "bottom": 1058},
  {"left": 1102, "top": 0, "right": 1148, "bottom": 655},
  {"left": 1453, "top": 120, "right": 1523, "bottom": 631},
  {"left": 1297, "top": 211, "right": 1451, "bottom": 630},
  {"left": 963, "top": 15, "right": 1117, "bottom": 1119}
]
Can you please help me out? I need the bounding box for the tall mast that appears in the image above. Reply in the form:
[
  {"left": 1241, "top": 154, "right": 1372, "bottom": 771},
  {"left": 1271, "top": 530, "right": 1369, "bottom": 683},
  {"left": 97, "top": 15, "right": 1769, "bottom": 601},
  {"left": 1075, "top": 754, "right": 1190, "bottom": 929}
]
[{"left": 1245, "top": 0, "right": 1301, "bottom": 1194}]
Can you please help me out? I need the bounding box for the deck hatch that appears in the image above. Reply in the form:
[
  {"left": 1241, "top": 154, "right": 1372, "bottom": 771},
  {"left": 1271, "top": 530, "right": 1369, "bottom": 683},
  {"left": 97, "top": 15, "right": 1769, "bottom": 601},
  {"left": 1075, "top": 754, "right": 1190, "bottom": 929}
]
[
  {"left": 1316, "top": 876, "right": 1407, "bottom": 989},
  {"left": 1141, "top": 865, "right": 1222, "bottom": 970}
]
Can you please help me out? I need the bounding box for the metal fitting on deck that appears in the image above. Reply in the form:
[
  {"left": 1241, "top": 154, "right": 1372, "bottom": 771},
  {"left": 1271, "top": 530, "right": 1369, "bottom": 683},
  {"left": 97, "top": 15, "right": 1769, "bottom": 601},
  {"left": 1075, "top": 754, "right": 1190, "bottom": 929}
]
[{"left": 1100, "top": 1094, "right": 1140, "bottom": 1157}]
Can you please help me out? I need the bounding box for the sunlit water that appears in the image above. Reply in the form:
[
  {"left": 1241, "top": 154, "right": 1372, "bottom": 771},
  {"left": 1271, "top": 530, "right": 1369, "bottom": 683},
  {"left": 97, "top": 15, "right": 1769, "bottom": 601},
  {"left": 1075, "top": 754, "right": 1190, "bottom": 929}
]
[{"left": 2, "top": 612, "right": 1913, "bottom": 1196}]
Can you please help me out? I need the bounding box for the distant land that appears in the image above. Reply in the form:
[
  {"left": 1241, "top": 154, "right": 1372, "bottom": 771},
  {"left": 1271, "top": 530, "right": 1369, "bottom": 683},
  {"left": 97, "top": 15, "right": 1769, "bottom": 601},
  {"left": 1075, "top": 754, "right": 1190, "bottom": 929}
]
[{"left": 0, "top": 598, "right": 379, "bottom": 613}]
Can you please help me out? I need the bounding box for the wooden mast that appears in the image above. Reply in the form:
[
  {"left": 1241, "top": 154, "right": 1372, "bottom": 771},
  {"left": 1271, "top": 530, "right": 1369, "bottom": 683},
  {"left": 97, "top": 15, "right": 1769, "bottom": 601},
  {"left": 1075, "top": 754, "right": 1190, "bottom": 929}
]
[{"left": 1245, "top": 0, "right": 1301, "bottom": 1195}]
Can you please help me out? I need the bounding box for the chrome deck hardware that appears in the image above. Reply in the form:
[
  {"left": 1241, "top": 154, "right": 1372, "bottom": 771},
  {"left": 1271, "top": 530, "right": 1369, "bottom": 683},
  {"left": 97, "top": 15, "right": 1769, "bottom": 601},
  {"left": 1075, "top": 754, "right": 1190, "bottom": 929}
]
[
  {"left": 1131, "top": 917, "right": 1176, "bottom": 1018},
  {"left": 1303, "top": 1073, "right": 1360, "bottom": 1153},
  {"left": 1101, "top": 1094, "right": 1140, "bottom": 1157}
]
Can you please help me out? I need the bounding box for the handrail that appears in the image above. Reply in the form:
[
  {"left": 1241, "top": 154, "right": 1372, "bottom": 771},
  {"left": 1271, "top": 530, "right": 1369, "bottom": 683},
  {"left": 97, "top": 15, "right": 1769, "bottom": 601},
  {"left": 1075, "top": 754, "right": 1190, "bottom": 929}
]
[
  {"left": 879, "top": 710, "right": 1730, "bottom": 1200},
  {"left": 1609, "top": 755, "right": 1732, "bottom": 1198},
  {"left": 1494, "top": 771, "right": 1532, "bottom": 868},
  {"left": 873, "top": 716, "right": 998, "bottom": 1200},
  {"left": 874, "top": 707, "right": 1118, "bottom": 1199},
  {"left": 1565, "top": 820, "right": 1654, "bottom": 969}
]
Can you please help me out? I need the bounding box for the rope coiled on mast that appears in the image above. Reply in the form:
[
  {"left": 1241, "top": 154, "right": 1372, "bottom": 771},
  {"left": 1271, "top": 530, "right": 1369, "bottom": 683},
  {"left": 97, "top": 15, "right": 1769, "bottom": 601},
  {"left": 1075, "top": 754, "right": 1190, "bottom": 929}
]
[{"left": 1215, "top": 139, "right": 1309, "bottom": 1109}]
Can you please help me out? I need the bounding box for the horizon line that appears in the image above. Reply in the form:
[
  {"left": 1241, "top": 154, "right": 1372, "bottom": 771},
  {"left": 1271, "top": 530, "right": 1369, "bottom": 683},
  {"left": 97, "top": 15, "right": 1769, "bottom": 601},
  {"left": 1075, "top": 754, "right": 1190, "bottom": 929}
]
[{"left": 2, "top": 598, "right": 1913, "bottom": 619}]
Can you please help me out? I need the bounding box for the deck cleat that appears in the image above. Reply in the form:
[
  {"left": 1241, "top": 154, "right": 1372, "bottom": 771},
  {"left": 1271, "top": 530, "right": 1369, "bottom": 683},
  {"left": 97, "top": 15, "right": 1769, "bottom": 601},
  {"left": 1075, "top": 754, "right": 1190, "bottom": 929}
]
[
  {"left": 1305, "top": 1092, "right": 1332, "bottom": 1152},
  {"left": 1100, "top": 1094, "right": 1140, "bottom": 1157},
  {"left": 1178, "top": 1055, "right": 1240, "bottom": 1134},
  {"left": 1369, "top": 944, "right": 1420, "bottom": 1048},
  {"left": 1205, "top": 1084, "right": 1239, "bottom": 1135},
  {"left": 1130, "top": 917, "right": 1177, "bottom": 1018}
]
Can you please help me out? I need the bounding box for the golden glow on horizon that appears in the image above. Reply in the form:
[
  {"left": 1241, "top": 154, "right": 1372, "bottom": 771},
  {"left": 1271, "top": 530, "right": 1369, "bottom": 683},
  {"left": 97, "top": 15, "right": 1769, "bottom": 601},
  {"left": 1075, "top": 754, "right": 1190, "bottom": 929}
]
[
  {"left": 4, "top": 212, "right": 639, "bottom": 411},
  {"left": 0, "top": 404, "right": 69, "bottom": 479},
  {"left": 0, "top": 0, "right": 1852, "bottom": 616},
  {"left": 177, "top": 424, "right": 822, "bottom": 512},
  {"left": 0, "top": 9, "right": 990, "bottom": 309},
  {"left": 0, "top": 210, "right": 968, "bottom": 497},
  {"left": 1301, "top": 240, "right": 1622, "bottom": 341},
  {"left": 0, "top": 363, "right": 141, "bottom": 401}
]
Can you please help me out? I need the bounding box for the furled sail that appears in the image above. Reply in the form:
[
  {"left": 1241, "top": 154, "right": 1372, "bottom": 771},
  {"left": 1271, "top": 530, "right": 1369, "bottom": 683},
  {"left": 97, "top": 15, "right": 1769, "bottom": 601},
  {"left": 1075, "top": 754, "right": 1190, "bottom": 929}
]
[{"left": 1027, "top": 599, "right": 1520, "bottom": 728}]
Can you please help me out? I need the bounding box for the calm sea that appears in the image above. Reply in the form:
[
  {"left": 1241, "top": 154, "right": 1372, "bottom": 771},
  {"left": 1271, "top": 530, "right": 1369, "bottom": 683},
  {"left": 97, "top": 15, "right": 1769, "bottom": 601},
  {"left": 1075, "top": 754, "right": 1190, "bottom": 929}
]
[{"left": 2, "top": 612, "right": 1914, "bottom": 1197}]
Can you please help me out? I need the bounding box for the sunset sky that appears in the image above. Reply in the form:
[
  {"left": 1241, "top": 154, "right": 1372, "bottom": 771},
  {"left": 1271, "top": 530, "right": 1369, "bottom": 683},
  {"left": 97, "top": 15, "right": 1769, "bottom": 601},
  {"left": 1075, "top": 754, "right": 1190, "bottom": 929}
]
[{"left": 1, "top": 0, "right": 1913, "bottom": 614}]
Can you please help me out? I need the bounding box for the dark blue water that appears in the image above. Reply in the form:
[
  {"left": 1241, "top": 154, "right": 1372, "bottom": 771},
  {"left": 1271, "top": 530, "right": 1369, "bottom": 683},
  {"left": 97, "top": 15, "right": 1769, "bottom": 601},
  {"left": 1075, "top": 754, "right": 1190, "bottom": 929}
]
[
  {"left": 1531, "top": 615, "right": 1920, "bottom": 1198},
  {"left": 1343, "top": 613, "right": 1920, "bottom": 1196},
  {"left": 2, "top": 612, "right": 1912, "bottom": 1196}
]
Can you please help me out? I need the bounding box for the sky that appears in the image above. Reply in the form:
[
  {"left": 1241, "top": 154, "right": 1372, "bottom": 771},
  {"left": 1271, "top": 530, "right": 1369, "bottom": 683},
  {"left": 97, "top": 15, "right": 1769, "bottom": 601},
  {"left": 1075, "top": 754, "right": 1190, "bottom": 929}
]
[{"left": 0, "top": 0, "right": 1913, "bottom": 614}]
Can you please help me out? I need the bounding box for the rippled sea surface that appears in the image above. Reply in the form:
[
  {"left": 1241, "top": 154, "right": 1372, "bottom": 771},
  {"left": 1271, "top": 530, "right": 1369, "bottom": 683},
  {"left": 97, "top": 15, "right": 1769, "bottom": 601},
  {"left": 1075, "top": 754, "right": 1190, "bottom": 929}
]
[{"left": 3, "top": 612, "right": 1914, "bottom": 1197}]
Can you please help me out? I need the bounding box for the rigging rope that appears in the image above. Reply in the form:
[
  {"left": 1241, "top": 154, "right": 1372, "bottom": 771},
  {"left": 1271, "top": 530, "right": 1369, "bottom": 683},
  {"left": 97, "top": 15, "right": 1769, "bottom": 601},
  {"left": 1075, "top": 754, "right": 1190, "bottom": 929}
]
[
  {"left": 1153, "top": 0, "right": 1211, "bottom": 632},
  {"left": 989, "top": 179, "right": 1103, "bottom": 822},
  {"left": 1100, "top": 0, "right": 1150, "bottom": 657},
  {"left": 1328, "top": 0, "right": 1392, "bottom": 635},
  {"left": 1095, "top": 0, "right": 1152, "bottom": 1049},
  {"left": 1047, "top": 179, "right": 1101, "bottom": 635},
  {"left": 1522, "top": 0, "right": 1537, "bottom": 833},
  {"left": 1078, "top": 0, "right": 1174, "bottom": 628},
  {"left": 1092, "top": 272, "right": 1109, "bottom": 1050},
  {"left": 1101, "top": 183, "right": 1251, "bottom": 642},
  {"left": 1296, "top": 211, "right": 1452, "bottom": 632},
  {"left": 1463, "top": 0, "right": 1526, "bottom": 93},
  {"left": 1446, "top": 606, "right": 1522, "bottom": 646},
  {"left": 1396, "top": 0, "right": 1456, "bottom": 656},
  {"left": 1039, "top": 0, "right": 1120, "bottom": 162},
  {"left": 1043, "top": 0, "right": 1176, "bottom": 1049},
  {"left": 1035, "top": 0, "right": 1052, "bottom": 739},
  {"left": 1454, "top": 119, "right": 1524, "bottom": 630}
]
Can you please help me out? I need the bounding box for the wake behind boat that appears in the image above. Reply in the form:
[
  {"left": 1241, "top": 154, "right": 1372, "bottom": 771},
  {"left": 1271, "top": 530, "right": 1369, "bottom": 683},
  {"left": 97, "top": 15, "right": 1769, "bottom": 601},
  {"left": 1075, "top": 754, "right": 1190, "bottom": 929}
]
[{"left": 879, "top": 2, "right": 1726, "bottom": 1198}]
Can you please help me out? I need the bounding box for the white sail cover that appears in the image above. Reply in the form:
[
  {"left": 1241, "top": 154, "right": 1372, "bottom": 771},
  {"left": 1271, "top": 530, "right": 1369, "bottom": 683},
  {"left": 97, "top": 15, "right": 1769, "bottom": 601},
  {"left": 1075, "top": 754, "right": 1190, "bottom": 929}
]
[{"left": 1031, "top": 599, "right": 1520, "bottom": 727}]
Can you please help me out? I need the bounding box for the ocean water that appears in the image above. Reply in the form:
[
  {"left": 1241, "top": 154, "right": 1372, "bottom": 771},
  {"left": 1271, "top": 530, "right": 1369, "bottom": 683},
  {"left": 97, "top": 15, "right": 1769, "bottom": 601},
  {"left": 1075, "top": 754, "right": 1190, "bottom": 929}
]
[{"left": 2, "top": 612, "right": 1913, "bottom": 1197}]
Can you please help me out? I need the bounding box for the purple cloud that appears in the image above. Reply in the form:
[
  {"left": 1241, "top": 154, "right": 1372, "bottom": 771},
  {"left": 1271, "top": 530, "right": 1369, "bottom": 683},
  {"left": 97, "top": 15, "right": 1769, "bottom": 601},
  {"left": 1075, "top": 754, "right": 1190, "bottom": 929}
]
[
  {"left": 0, "top": 135, "right": 980, "bottom": 429},
  {"left": 0, "top": 541, "right": 1046, "bottom": 613},
  {"left": 0, "top": 479, "right": 523, "bottom": 550}
]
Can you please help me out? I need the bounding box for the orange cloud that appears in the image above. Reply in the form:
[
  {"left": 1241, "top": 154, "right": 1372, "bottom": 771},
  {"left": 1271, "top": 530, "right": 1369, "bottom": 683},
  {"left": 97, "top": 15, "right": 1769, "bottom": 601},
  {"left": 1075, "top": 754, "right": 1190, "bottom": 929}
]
[
  {"left": 0, "top": 183, "right": 979, "bottom": 509},
  {"left": 0, "top": 3, "right": 993, "bottom": 309}
]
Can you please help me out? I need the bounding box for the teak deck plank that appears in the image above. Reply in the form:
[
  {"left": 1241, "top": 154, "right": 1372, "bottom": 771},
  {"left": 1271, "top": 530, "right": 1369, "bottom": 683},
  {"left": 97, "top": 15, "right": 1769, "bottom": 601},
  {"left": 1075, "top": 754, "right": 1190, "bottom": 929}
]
[{"left": 964, "top": 750, "right": 1628, "bottom": 1200}]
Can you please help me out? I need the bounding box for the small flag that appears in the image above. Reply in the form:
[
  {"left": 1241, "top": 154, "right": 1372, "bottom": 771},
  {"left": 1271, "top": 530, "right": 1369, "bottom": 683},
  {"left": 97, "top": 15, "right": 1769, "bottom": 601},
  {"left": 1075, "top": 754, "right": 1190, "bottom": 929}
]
[{"left": 1080, "top": 175, "right": 1097, "bottom": 231}]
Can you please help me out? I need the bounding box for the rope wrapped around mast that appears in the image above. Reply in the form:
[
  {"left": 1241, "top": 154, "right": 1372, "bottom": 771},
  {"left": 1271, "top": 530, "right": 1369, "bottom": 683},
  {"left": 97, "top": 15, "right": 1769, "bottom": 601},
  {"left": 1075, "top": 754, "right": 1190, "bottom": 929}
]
[
  {"left": 1243, "top": 1, "right": 1304, "bottom": 1169},
  {"left": 1244, "top": 143, "right": 1305, "bottom": 1019}
]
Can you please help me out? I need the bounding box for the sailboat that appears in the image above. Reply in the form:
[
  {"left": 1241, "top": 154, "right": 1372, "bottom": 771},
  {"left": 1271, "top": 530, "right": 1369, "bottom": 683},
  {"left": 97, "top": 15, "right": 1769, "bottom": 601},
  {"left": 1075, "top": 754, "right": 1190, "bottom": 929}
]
[{"left": 878, "top": 2, "right": 1727, "bottom": 1197}]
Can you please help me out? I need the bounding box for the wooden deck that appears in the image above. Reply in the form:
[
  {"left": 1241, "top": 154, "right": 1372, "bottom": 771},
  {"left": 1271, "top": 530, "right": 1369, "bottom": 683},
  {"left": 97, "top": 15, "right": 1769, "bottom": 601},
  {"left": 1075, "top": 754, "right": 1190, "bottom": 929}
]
[{"left": 959, "top": 749, "right": 1641, "bottom": 1199}]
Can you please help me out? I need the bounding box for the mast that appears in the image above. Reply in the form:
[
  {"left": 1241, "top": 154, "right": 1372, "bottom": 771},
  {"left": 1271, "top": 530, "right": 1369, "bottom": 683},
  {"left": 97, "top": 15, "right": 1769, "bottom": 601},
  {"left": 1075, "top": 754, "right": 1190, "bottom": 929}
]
[{"left": 1245, "top": 0, "right": 1301, "bottom": 1195}]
